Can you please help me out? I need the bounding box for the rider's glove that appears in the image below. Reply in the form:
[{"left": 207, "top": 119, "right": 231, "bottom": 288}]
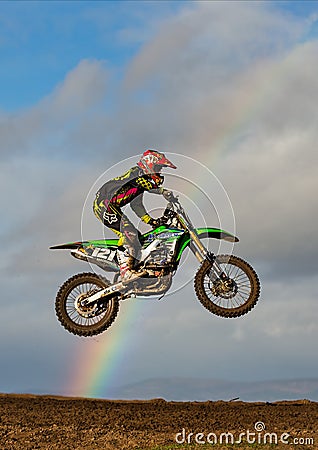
[
  {"left": 148, "top": 218, "right": 160, "bottom": 229},
  {"left": 141, "top": 214, "right": 160, "bottom": 229}
]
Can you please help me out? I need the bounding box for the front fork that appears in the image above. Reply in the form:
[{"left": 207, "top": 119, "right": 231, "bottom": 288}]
[{"left": 188, "top": 229, "right": 227, "bottom": 281}]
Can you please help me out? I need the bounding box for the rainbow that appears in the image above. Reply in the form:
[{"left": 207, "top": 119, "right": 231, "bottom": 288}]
[
  {"left": 67, "top": 299, "right": 147, "bottom": 398},
  {"left": 66, "top": 45, "right": 301, "bottom": 399}
]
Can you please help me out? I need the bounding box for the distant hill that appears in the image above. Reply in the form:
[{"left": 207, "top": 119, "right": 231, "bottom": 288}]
[{"left": 108, "top": 377, "right": 318, "bottom": 402}]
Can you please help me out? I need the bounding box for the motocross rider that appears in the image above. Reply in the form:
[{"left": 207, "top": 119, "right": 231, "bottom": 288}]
[{"left": 93, "top": 150, "right": 177, "bottom": 280}]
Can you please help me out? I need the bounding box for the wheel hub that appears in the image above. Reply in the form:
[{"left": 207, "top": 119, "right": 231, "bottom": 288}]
[
  {"left": 74, "top": 291, "right": 99, "bottom": 318},
  {"left": 211, "top": 278, "right": 238, "bottom": 299}
]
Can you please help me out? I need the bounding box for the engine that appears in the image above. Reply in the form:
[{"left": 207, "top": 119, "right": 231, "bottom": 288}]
[{"left": 144, "top": 240, "right": 177, "bottom": 267}]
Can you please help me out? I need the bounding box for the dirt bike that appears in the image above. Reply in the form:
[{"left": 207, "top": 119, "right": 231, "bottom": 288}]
[{"left": 50, "top": 191, "right": 260, "bottom": 337}]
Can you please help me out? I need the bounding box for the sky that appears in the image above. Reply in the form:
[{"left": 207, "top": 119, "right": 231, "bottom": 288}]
[{"left": 1, "top": 0, "right": 318, "bottom": 398}]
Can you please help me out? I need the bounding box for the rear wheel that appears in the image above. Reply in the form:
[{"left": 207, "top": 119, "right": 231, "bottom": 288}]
[
  {"left": 194, "top": 255, "right": 260, "bottom": 317},
  {"left": 55, "top": 272, "right": 119, "bottom": 336}
]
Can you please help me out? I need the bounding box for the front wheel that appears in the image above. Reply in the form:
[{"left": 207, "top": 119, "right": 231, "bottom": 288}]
[
  {"left": 194, "top": 255, "right": 260, "bottom": 318},
  {"left": 55, "top": 272, "right": 119, "bottom": 336}
]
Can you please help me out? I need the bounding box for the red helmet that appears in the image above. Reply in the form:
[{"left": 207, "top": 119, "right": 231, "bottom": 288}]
[{"left": 137, "top": 150, "right": 177, "bottom": 185}]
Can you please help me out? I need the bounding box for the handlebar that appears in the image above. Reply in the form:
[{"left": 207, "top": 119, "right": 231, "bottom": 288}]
[
  {"left": 162, "top": 189, "right": 179, "bottom": 203},
  {"left": 156, "top": 196, "right": 184, "bottom": 229}
]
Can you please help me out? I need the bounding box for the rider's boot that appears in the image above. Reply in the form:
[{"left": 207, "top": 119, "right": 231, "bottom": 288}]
[{"left": 120, "top": 254, "right": 140, "bottom": 281}]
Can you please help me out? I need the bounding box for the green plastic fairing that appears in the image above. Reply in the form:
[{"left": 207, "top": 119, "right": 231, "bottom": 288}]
[
  {"left": 49, "top": 239, "right": 119, "bottom": 250},
  {"left": 49, "top": 227, "right": 238, "bottom": 258},
  {"left": 175, "top": 227, "right": 239, "bottom": 261}
]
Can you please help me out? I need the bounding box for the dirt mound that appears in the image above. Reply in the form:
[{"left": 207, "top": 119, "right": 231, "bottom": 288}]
[{"left": 1, "top": 394, "right": 317, "bottom": 449}]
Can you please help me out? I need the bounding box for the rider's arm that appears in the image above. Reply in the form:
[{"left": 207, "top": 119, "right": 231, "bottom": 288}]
[
  {"left": 130, "top": 194, "right": 152, "bottom": 224},
  {"left": 132, "top": 175, "right": 169, "bottom": 224}
]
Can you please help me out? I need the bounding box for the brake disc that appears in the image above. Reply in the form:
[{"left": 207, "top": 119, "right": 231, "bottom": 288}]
[{"left": 211, "top": 279, "right": 238, "bottom": 299}]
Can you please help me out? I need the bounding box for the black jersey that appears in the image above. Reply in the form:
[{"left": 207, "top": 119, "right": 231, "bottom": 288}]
[{"left": 96, "top": 166, "right": 161, "bottom": 218}]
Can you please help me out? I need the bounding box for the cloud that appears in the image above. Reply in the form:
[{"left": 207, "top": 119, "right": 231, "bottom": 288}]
[
  {"left": 0, "top": 59, "right": 109, "bottom": 159},
  {"left": 215, "top": 41, "right": 318, "bottom": 276},
  {"left": 124, "top": 1, "right": 305, "bottom": 90},
  {"left": 1, "top": 159, "right": 100, "bottom": 277},
  {"left": 256, "top": 41, "right": 318, "bottom": 132},
  {"left": 48, "top": 59, "right": 109, "bottom": 118},
  {"left": 101, "top": 2, "right": 313, "bottom": 162}
]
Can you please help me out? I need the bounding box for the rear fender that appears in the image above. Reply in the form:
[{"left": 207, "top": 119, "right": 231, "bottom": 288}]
[
  {"left": 49, "top": 239, "right": 120, "bottom": 250},
  {"left": 50, "top": 239, "right": 120, "bottom": 273}
]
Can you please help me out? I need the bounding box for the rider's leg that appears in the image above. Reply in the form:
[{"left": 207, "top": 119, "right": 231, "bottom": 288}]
[
  {"left": 94, "top": 198, "right": 142, "bottom": 279},
  {"left": 93, "top": 197, "right": 129, "bottom": 275},
  {"left": 118, "top": 215, "right": 142, "bottom": 279}
]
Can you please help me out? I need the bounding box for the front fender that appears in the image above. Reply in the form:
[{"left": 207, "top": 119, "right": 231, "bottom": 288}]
[
  {"left": 176, "top": 227, "right": 238, "bottom": 261},
  {"left": 196, "top": 227, "right": 239, "bottom": 243}
]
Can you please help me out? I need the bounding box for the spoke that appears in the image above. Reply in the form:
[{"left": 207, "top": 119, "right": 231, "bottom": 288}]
[
  {"left": 237, "top": 291, "right": 248, "bottom": 303},
  {"left": 69, "top": 291, "right": 79, "bottom": 300},
  {"left": 226, "top": 264, "right": 235, "bottom": 278},
  {"left": 71, "top": 315, "right": 80, "bottom": 324},
  {"left": 237, "top": 286, "right": 251, "bottom": 294},
  {"left": 236, "top": 281, "right": 250, "bottom": 288},
  {"left": 231, "top": 266, "right": 241, "bottom": 279},
  {"left": 239, "top": 287, "right": 249, "bottom": 298},
  {"left": 72, "top": 286, "right": 81, "bottom": 296},
  {"left": 68, "top": 311, "right": 79, "bottom": 320},
  {"left": 221, "top": 264, "right": 230, "bottom": 278},
  {"left": 79, "top": 284, "right": 86, "bottom": 294},
  {"left": 66, "top": 297, "right": 75, "bottom": 306},
  {"left": 233, "top": 274, "right": 248, "bottom": 283},
  {"left": 234, "top": 272, "right": 247, "bottom": 279}
]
